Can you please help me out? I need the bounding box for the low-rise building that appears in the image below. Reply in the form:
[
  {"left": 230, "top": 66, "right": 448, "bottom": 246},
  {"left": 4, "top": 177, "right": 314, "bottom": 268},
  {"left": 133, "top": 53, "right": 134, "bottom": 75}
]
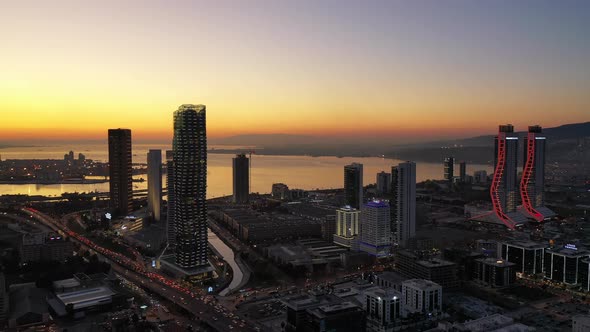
[
  {"left": 453, "top": 314, "right": 535, "bottom": 332},
  {"left": 543, "top": 245, "right": 590, "bottom": 285},
  {"left": 473, "top": 258, "right": 516, "bottom": 288},
  {"left": 401, "top": 279, "right": 442, "bottom": 316},
  {"left": 396, "top": 250, "right": 459, "bottom": 289},
  {"left": 8, "top": 283, "right": 50, "bottom": 329},
  {"left": 20, "top": 232, "right": 73, "bottom": 264},
  {"left": 306, "top": 302, "right": 366, "bottom": 332},
  {"left": 363, "top": 286, "right": 403, "bottom": 332},
  {"left": 374, "top": 271, "right": 408, "bottom": 292},
  {"left": 46, "top": 273, "right": 132, "bottom": 317},
  {"left": 499, "top": 240, "right": 546, "bottom": 275}
]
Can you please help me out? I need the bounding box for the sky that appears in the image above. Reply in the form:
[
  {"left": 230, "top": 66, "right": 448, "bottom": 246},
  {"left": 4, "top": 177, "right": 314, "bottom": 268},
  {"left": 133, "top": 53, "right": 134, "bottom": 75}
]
[{"left": 1, "top": 0, "right": 589, "bottom": 143}]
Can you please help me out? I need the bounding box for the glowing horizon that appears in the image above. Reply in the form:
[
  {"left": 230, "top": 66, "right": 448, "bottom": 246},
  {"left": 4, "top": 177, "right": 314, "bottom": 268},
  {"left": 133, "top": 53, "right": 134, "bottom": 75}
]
[{"left": 1, "top": 1, "right": 589, "bottom": 142}]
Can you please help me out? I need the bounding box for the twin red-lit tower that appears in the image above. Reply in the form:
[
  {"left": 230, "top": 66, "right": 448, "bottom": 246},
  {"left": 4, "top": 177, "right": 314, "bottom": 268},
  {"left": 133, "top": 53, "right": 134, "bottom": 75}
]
[{"left": 490, "top": 124, "right": 553, "bottom": 229}]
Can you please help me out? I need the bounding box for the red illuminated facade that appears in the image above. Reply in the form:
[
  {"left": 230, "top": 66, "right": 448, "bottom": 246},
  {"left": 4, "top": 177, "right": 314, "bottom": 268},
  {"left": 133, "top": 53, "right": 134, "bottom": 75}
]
[
  {"left": 490, "top": 125, "right": 519, "bottom": 229},
  {"left": 520, "top": 126, "right": 548, "bottom": 221}
]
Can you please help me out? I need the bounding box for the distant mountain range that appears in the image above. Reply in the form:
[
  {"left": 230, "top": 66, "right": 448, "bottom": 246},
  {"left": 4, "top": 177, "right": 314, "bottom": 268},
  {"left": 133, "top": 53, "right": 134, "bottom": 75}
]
[
  {"left": 419, "top": 122, "right": 590, "bottom": 148},
  {"left": 208, "top": 122, "right": 590, "bottom": 164}
]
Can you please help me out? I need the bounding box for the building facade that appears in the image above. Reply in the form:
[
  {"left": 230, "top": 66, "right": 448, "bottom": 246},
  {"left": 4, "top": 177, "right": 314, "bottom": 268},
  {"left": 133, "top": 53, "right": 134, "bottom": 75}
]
[
  {"left": 396, "top": 250, "right": 459, "bottom": 289},
  {"left": 520, "top": 125, "right": 555, "bottom": 221},
  {"left": 108, "top": 128, "right": 132, "bottom": 216},
  {"left": 344, "top": 163, "right": 363, "bottom": 209},
  {"left": 333, "top": 206, "right": 360, "bottom": 249},
  {"left": 500, "top": 240, "right": 545, "bottom": 275},
  {"left": 401, "top": 279, "right": 442, "bottom": 316},
  {"left": 459, "top": 161, "right": 466, "bottom": 183},
  {"left": 543, "top": 246, "right": 590, "bottom": 285},
  {"left": 395, "top": 162, "right": 416, "bottom": 247},
  {"left": 232, "top": 154, "right": 249, "bottom": 204},
  {"left": 359, "top": 201, "right": 391, "bottom": 257},
  {"left": 165, "top": 150, "right": 175, "bottom": 250},
  {"left": 147, "top": 149, "right": 162, "bottom": 222},
  {"left": 473, "top": 258, "right": 516, "bottom": 288},
  {"left": 172, "top": 105, "right": 208, "bottom": 269},
  {"left": 363, "top": 286, "right": 403, "bottom": 332},
  {"left": 376, "top": 171, "right": 391, "bottom": 195},
  {"left": 474, "top": 170, "right": 488, "bottom": 184},
  {"left": 491, "top": 124, "right": 525, "bottom": 229},
  {"left": 443, "top": 157, "right": 454, "bottom": 183},
  {"left": 0, "top": 272, "right": 8, "bottom": 324}
]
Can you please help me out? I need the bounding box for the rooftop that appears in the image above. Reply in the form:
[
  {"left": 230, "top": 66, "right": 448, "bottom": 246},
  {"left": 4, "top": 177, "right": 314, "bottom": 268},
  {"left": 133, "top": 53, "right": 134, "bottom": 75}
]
[
  {"left": 376, "top": 271, "right": 408, "bottom": 284},
  {"left": 505, "top": 240, "right": 547, "bottom": 250},
  {"left": 418, "top": 258, "right": 456, "bottom": 268},
  {"left": 546, "top": 245, "right": 590, "bottom": 257},
  {"left": 365, "top": 200, "right": 389, "bottom": 208},
  {"left": 403, "top": 279, "right": 441, "bottom": 290},
  {"left": 476, "top": 258, "right": 516, "bottom": 268}
]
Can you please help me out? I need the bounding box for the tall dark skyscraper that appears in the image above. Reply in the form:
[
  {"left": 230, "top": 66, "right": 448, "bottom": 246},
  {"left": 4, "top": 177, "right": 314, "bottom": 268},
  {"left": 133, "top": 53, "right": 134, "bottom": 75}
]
[
  {"left": 443, "top": 156, "right": 454, "bottom": 183},
  {"left": 395, "top": 162, "right": 416, "bottom": 247},
  {"left": 147, "top": 149, "right": 162, "bottom": 222},
  {"left": 520, "top": 125, "right": 555, "bottom": 221},
  {"left": 172, "top": 105, "right": 208, "bottom": 269},
  {"left": 165, "top": 150, "right": 175, "bottom": 250},
  {"left": 232, "top": 154, "right": 249, "bottom": 204},
  {"left": 108, "top": 129, "right": 132, "bottom": 216},
  {"left": 389, "top": 166, "right": 399, "bottom": 239},
  {"left": 344, "top": 163, "right": 363, "bottom": 209},
  {"left": 491, "top": 124, "right": 525, "bottom": 229},
  {"left": 376, "top": 171, "right": 391, "bottom": 195},
  {"left": 459, "top": 161, "right": 467, "bottom": 183}
]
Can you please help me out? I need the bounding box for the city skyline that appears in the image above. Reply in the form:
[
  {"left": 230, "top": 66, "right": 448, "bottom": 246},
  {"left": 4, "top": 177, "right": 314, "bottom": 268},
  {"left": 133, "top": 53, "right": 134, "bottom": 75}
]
[{"left": 1, "top": 1, "right": 590, "bottom": 142}]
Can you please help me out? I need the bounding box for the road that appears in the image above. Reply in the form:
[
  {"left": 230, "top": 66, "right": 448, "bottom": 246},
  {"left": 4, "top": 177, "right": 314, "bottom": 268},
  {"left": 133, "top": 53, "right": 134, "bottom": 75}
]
[{"left": 20, "top": 208, "right": 258, "bottom": 332}]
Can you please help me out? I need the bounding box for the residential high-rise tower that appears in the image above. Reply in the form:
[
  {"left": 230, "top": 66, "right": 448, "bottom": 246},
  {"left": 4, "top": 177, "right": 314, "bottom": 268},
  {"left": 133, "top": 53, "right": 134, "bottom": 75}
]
[
  {"left": 443, "top": 157, "right": 454, "bottom": 183},
  {"left": 395, "top": 162, "right": 416, "bottom": 247},
  {"left": 344, "top": 163, "right": 363, "bottom": 209},
  {"left": 459, "top": 161, "right": 467, "bottom": 183},
  {"left": 232, "top": 154, "right": 249, "bottom": 204},
  {"left": 147, "top": 149, "right": 162, "bottom": 222},
  {"left": 490, "top": 124, "right": 525, "bottom": 229},
  {"left": 165, "top": 150, "right": 175, "bottom": 250},
  {"left": 172, "top": 105, "right": 208, "bottom": 269},
  {"left": 108, "top": 128, "right": 132, "bottom": 216},
  {"left": 520, "top": 125, "right": 555, "bottom": 221},
  {"left": 376, "top": 171, "right": 392, "bottom": 195},
  {"left": 360, "top": 200, "right": 391, "bottom": 257}
]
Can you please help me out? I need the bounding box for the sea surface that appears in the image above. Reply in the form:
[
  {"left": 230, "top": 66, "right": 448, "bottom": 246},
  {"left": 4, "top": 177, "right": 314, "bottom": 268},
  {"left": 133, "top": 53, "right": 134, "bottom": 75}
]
[{"left": 0, "top": 144, "right": 493, "bottom": 198}]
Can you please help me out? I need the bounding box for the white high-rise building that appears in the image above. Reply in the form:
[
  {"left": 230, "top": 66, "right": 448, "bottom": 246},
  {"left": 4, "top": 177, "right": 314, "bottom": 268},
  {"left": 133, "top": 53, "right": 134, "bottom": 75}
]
[
  {"left": 333, "top": 206, "right": 360, "bottom": 249},
  {"left": 359, "top": 200, "right": 391, "bottom": 257},
  {"left": 147, "top": 149, "right": 162, "bottom": 222},
  {"left": 395, "top": 162, "right": 416, "bottom": 247},
  {"left": 336, "top": 206, "right": 360, "bottom": 238},
  {"left": 402, "top": 279, "right": 442, "bottom": 316}
]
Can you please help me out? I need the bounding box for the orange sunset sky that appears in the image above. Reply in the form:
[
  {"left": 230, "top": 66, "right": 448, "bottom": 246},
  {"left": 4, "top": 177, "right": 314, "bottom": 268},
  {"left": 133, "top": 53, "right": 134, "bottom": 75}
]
[{"left": 1, "top": 1, "right": 589, "bottom": 142}]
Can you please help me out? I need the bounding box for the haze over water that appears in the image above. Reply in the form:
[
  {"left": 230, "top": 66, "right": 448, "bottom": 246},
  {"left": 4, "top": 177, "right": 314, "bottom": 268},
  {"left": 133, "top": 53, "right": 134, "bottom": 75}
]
[{"left": 0, "top": 144, "right": 492, "bottom": 198}]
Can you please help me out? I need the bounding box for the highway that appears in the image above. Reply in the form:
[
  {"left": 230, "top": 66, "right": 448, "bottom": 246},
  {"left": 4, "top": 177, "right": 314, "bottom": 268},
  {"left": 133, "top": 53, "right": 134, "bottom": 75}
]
[{"left": 20, "top": 208, "right": 258, "bottom": 332}]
